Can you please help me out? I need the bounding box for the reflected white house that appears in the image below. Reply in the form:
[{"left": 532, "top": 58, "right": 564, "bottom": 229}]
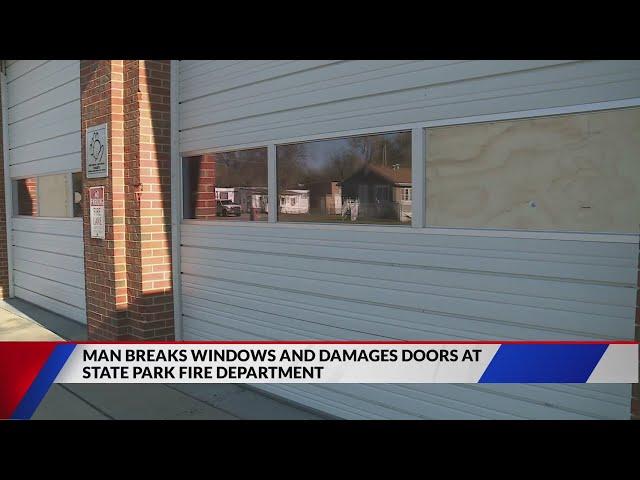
[
  {"left": 214, "top": 186, "right": 310, "bottom": 215},
  {"left": 341, "top": 164, "right": 412, "bottom": 222},
  {"left": 280, "top": 189, "right": 310, "bottom": 214},
  {"left": 239, "top": 187, "right": 268, "bottom": 214},
  {"left": 215, "top": 187, "right": 237, "bottom": 202}
]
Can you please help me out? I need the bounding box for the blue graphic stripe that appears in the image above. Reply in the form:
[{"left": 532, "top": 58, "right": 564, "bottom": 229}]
[
  {"left": 11, "top": 344, "right": 76, "bottom": 420},
  {"left": 479, "top": 344, "right": 608, "bottom": 383}
]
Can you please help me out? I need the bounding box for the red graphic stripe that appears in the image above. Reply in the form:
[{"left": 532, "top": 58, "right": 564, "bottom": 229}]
[
  {"left": 71, "top": 340, "right": 638, "bottom": 345},
  {"left": 0, "top": 342, "right": 59, "bottom": 419}
]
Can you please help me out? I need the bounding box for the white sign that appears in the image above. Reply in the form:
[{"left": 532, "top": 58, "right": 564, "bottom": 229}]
[
  {"left": 89, "top": 186, "right": 105, "bottom": 239},
  {"left": 53, "top": 343, "right": 640, "bottom": 384},
  {"left": 86, "top": 123, "right": 108, "bottom": 178}
]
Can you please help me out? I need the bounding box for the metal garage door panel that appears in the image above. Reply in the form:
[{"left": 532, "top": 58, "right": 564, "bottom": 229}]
[
  {"left": 6, "top": 61, "right": 85, "bottom": 324},
  {"left": 180, "top": 223, "right": 638, "bottom": 419},
  {"left": 178, "top": 60, "right": 640, "bottom": 419}
]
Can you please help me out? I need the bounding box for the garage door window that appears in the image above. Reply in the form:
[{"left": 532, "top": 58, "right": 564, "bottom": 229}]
[
  {"left": 277, "top": 131, "right": 412, "bottom": 224},
  {"left": 13, "top": 172, "right": 83, "bottom": 218},
  {"left": 426, "top": 107, "right": 640, "bottom": 233},
  {"left": 182, "top": 147, "right": 268, "bottom": 221},
  {"left": 72, "top": 172, "right": 83, "bottom": 217},
  {"left": 15, "top": 177, "right": 38, "bottom": 216}
]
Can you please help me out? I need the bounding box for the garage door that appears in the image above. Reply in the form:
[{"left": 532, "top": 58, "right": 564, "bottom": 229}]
[
  {"left": 177, "top": 60, "right": 640, "bottom": 419},
  {"left": 4, "top": 60, "right": 86, "bottom": 324}
]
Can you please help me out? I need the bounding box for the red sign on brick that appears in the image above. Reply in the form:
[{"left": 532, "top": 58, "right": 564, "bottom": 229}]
[{"left": 89, "top": 186, "right": 105, "bottom": 239}]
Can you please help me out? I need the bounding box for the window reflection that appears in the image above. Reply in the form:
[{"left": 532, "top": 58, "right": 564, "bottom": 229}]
[
  {"left": 73, "top": 172, "right": 83, "bottom": 217},
  {"left": 182, "top": 148, "right": 268, "bottom": 221},
  {"left": 277, "top": 131, "right": 412, "bottom": 225},
  {"left": 14, "top": 172, "right": 83, "bottom": 218},
  {"left": 15, "top": 178, "right": 38, "bottom": 216}
]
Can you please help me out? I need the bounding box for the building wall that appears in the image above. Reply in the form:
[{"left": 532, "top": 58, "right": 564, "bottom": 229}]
[
  {"left": 122, "top": 60, "right": 174, "bottom": 339},
  {"left": 180, "top": 222, "right": 637, "bottom": 419},
  {"left": 5, "top": 60, "right": 81, "bottom": 178},
  {"left": 12, "top": 217, "right": 86, "bottom": 322},
  {"left": 179, "top": 60, "right": 640, "bottom": 153},
  {"left": 635, "top": 248, "right": 640, "bottom": 420},
  {"left": 1, "top": 60, "right": 638, "bottom": 418},
  {"left": 0, "top": 60, "right": 174, "bottom": 339},
  {"left": 3, "top": 61, "right": 85, "bottom": 319},
  {"left": 81, "top": 60, "right": 129, "bottom": 338},
  {"left": 80, "top": 60, "right": 173, "bottom": 340},
  {"left": 177, "top": 60, "right": 640, "bottom": 419},
  {"left": 0, "top": 79, "right": 8, "bottom": 299}
]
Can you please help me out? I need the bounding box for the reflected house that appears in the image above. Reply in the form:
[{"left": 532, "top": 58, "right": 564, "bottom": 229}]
[
  {"left": 238, "top": 186, "right": 268, "bottom": 214},
  {"left": 215, "top": 187, "right": 237, "bottom": 203},
  {"left": 341, "top": 164, "right": 412, "bottom": 222},
  {"left": 215, "top": 186, "right": 269, "bottom": 213},
  {"left": 309, "top": 181, "right": 342, "bottom": 215},
  {"left": 280, "top": 189, "right": 310, "bottom": 214}
]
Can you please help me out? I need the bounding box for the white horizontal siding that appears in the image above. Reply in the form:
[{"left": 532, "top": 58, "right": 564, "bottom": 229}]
[
  {"left": 179, "top": 60, "right": 640, "bottom": 152},
  {"left": 11, "top": 218, "right": 86, "bottom": 324},
  {"left": 5, "top": 61, "right": 86, "bottom": 324},
  {"left": 6, "top": 60, "right": 81, "bottom": 178},
  {"left": 5, "top": 60, "right": 48, "bottom": 83},
  {"left": 177, "top": 60, "right": 640, "bottom": 419},
  {"left": 180, "top": 222, "right": 637, "bottom": 419},
  {"left": 256, "top": 383, "right": 631, "bottom": 420}
]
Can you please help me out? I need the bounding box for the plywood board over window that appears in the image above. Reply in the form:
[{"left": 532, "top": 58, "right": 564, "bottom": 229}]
[
  {"left": 37, "top": 174, "right": 70, "bottom": 217},
  {"left": 426, "top": 107, "right": 640, "bottom": 233}
]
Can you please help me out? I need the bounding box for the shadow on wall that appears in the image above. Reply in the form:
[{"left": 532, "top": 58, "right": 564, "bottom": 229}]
[
  {"left": 16, "top": 178, "right": 38, "bottom": 216},
  {"left": 81, "top": 60, "right": 174, "bottom": 341},
  {"left": 124, "top": 60, "right": 174, "bottom": 341}
]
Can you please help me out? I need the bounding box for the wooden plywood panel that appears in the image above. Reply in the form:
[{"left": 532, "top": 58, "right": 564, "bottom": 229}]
[
  {"left": 426, "top": 107, "right": 640, "bottom": 233},
  {"left": 37, "top": 174, "right": 69, "bottom": 217}
]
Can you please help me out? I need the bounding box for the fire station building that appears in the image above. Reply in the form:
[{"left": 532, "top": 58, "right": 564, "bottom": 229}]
[{"left": 0, "top": 60, "right": 638, "bottom": 419}]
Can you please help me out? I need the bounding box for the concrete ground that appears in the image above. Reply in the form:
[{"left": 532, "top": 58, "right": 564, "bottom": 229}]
[
  {"left": 0, "top": 300, "right": 65, "bottom": 341},
  {"left": 0, "top": 299, "right": 327, "bottom": 420}
]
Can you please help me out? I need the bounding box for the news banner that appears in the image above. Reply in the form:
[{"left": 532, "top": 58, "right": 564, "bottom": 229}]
[{"left": 1, "top": 341, "right": 637, "bottom": 419}]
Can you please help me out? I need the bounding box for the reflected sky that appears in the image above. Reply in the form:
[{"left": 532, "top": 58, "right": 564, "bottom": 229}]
[{"left": 288, "top": 132, "right": 407, "bottom": 170}]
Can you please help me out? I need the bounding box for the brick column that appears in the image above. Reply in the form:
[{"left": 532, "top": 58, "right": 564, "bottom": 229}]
[
  {"left": 81, "top": 60, "right": 129, "bottom": 339},
  {"left": 0, "top": 82, "right": 8, "bottom": 299},
  {"left": 633, "top": 241, "right": 640, "bottom": 420},
  {"left": 80, "top": 60, "right": 173, "bottom": 341},
  {"left": 123, "top": 60, "right": 174, "bottom": 340},
  {"left": 194, "top": 154, "right": 217, "bottom": 220}
]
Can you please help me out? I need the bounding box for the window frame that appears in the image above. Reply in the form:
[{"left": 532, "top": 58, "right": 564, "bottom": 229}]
[
  {"left": 10, "top": 170, "right": 82, "bottom": 220},
  {"left": 180, "top": 146, "right": 270, "bottom": 222},
  {"left": 178, "top": 97, "right": 640, "bottom": 237},
  {"left": 274, "top": 130, "right": 413, "bottom": 226}
]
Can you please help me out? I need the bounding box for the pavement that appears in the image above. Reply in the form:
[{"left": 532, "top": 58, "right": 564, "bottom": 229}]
[
  {"left": 0, "top": 299, "right": 64, "bottom": 341},
  {"left": 0, "top": 299, "right": 327, "bottom": 420}
]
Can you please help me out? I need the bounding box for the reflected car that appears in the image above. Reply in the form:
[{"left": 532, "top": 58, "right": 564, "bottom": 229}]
[{"left": 216, "top": 199, "right": 241, "bottom": 216}]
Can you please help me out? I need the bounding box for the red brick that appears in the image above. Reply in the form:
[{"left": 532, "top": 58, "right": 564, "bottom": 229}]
[
  {"left": 0, "top": 88, "right": 7, "bottom": 299},
  {"left": 633, "top": 237, "right": 640, "bottom": 420},
  {"left": 81, "top": 60, "right": 174, "bottom": 341}
]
